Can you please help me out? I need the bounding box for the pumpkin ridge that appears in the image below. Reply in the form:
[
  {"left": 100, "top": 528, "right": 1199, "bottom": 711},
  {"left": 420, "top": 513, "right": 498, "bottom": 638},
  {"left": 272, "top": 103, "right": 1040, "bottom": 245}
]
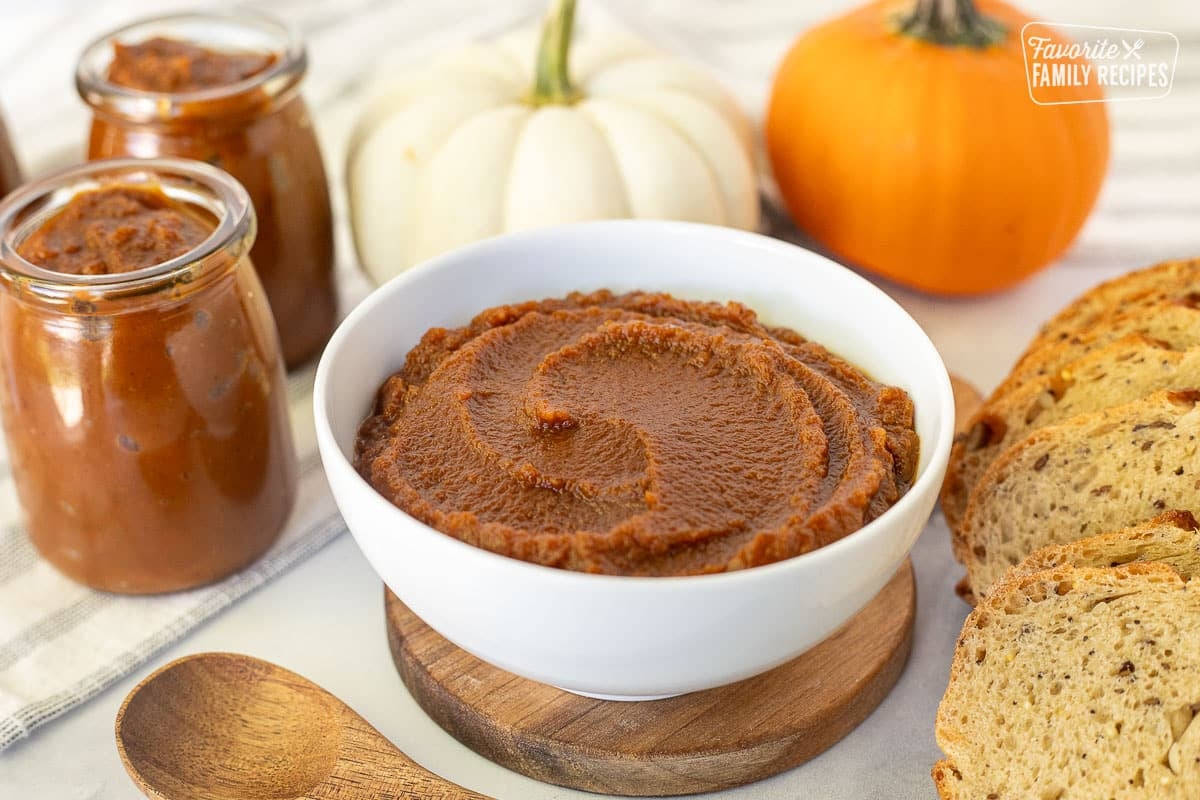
[
  {"left": 423, "top": 98, "right": 521, "bottom": 181},
  {"left": 605, "top": 89, "right": 741, "bottom": 226},
  {"left": 580, "top": 100, "right": 720, "bottom": 225},
  {"left": 496, "top": 108, "right": 537, "bottom": 234},
  {"left": 583, "top": 56, "right": 753, "bottom": 151},
  {"left": 1040, "top": 106, "right": 1086, "bottom": 269},
  {"left": 571, "top": 100, "right": 636, "bottom": 220},
  {"left": 858, "top": 39, "right": 920, "bottom": 276}
]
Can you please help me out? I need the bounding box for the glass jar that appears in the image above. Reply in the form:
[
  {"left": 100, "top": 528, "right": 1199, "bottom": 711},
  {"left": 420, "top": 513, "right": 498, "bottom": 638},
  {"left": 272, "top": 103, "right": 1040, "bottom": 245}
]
[
  {"left": 0, "top": 158, "right": 297, "bottom": 593},
  {"left": 0, "top": 110, "right": 21, "bottom": 198},
  {"left": 76, "top": 10, "right": 336, "bottom": 369}
]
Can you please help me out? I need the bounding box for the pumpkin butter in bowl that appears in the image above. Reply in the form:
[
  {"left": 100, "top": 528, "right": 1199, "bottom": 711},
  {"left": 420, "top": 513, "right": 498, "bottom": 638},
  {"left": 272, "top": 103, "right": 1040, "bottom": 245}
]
[
  {"left": 355, "top": 291, "right": 919, "bottom": 576},
  {"left": 315, "top": 221, "right": 954, "bottom": 699}
]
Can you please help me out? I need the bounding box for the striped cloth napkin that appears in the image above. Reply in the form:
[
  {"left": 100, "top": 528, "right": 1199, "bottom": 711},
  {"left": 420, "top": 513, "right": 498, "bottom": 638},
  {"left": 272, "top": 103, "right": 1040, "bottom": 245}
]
[{"left": 0, "top": 365, "right": 347, "bottom": 751}]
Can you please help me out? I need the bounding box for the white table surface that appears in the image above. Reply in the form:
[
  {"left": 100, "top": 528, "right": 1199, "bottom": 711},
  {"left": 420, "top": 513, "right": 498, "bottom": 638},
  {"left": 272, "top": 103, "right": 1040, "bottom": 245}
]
[{"left": 1, "top": 1, "right": 1198, "bottom": 798}]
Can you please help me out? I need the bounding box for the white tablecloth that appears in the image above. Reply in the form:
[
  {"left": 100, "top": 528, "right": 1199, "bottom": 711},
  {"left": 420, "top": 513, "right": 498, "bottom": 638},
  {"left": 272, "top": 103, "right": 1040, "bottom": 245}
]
[{"left": 1, "top": 0, "right": 1198, "bottom": 797}]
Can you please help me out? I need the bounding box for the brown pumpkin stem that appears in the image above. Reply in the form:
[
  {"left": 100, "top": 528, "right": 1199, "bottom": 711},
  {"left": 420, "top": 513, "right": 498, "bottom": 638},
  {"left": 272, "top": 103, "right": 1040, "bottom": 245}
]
[
  {"left": 529, "top": 0, "right": 581, "bottom": 106},
  {"left": 897, "top": 0, "right": 1006, "bottom": 48}
]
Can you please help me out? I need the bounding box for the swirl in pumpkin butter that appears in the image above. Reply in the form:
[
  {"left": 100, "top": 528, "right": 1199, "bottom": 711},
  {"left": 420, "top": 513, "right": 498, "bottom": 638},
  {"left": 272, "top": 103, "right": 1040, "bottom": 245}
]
[{"left": 355, "top": 292, "right": 918, "bottom": 576}]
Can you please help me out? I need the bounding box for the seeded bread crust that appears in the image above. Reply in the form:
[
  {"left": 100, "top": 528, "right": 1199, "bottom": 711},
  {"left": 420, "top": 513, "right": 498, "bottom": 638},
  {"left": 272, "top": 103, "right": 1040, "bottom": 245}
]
[
  {"left": 1013, "top": 511, "right": 1200, "bottom": 581},
  {"left": 942, "top": 338, "right": 1200, "bottom": 553},
  {"left": 934, "top": 562, "right": 1200, "bottom": 800},
  {"left": 954, "top": 511, "right": 1200, "bottom": 607},
  {"left": 959, "top": 390, "right": 1200, "bottom": 600},
  {"left": 1023, "top": 259, "right": 1200, "bottom": 359},
  {"left": 990, "top": 302, "right": 1200, "bottom": 409}
]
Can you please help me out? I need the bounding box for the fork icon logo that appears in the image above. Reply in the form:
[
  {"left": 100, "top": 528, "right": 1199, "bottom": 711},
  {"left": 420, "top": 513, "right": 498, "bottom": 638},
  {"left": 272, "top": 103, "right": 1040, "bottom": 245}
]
[
  {"left": 1122, "top": 39, "right": 1145, "bottom": 60},
  {"left": 1022, "top": 23, "right": 1177, "bottom": 104}
]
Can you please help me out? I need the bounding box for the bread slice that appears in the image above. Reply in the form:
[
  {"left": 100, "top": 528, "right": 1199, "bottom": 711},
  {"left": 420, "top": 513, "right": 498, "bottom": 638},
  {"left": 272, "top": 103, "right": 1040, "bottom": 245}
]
[
  {"left": 1023, "top": 258, "right": 1200, "bottom": 357},
  {"left": 1014, "top": 510, "right": 1200, "bottom": 580},
  {"left": 992, "top": 301, "right": 1200, "bottom": 405},
  {"left": 934, "top": 562, "right": 1200, "bottom": 799},
  {"left": 959, "top": 389, "right": 1200, "bottom": 599},
  {"left": 942, "top": 337, "right": 1200, "bottom": 548}
]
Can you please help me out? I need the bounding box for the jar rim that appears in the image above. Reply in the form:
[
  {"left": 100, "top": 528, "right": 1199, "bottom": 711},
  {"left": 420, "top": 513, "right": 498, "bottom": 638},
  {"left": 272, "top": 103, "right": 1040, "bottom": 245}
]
[
  {"left": 0, "top": 157, "right": 254, "bottom": 299},
  {"left": 75, "top": 9, "right": 306, "bottom": 120}
]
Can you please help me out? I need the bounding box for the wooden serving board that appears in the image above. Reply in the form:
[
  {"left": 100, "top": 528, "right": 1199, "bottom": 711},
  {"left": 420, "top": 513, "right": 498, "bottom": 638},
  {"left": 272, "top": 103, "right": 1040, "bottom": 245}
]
[
  {"left": 951, "top": 373, "right": 984, "bottom": 433},
  {"left": 384, "top": 560, "right": 915, "bottom": 796}
]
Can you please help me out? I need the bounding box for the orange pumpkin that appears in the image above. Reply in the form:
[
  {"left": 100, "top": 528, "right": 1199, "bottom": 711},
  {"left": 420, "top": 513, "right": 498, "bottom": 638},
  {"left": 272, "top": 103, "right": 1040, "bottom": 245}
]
[{"left": 765, "top": 0, "right": 1110, "bottom": 296}]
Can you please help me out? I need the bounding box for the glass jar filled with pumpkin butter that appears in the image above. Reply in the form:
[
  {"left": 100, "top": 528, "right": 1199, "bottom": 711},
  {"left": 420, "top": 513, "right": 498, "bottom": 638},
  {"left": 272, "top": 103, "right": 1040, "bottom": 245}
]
[
  {"left": 0, "top": 158, "right": 297, "bottom": 594},
  {"left": 76, "top": 10, "right": 336, "bottom": 369}
]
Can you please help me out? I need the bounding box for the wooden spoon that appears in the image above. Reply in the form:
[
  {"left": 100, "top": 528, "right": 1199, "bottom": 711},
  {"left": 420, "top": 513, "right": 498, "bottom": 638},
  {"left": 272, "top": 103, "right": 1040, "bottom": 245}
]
[{"left": 115, "top": 652, "right": 493, "bottom": 800}]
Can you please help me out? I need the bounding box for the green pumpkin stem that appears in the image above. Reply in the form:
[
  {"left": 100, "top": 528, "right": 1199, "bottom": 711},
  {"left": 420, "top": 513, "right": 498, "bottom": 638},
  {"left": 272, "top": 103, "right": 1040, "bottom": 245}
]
[
  {"left": 897, "top": 0, "right": 1006, "bottom": 48},
  {"left": 529, "top": 0, "right": 581, "bottom": 106}
]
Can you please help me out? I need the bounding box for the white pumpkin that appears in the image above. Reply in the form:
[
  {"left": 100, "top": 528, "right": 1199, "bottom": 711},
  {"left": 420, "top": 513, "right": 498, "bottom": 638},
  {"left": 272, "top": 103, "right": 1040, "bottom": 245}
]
[{"left": 347, "top": 0, "right": 759, "bottom": 282}]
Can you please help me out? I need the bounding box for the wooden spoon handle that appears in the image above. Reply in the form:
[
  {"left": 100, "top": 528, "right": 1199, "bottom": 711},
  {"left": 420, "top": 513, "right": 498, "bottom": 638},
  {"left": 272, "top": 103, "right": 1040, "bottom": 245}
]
[
  {"left": 324, "top": 709, "right": 495, "bottom": 799},
  {"left": 314, "top": 770, "right": 492, "bottom": 800}
]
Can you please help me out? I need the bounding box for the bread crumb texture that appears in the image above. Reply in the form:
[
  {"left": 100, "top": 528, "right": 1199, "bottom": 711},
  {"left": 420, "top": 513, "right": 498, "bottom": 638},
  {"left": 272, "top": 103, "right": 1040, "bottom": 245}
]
[
  {"left": 942, "top": 336, "right": 1200, "bottom": 544},
  {"left": 935, "top": 564, "right": 1200, "bottom": 799},
  {"left": 960, "top": 390, "right": 1200, "bottom": 598}
]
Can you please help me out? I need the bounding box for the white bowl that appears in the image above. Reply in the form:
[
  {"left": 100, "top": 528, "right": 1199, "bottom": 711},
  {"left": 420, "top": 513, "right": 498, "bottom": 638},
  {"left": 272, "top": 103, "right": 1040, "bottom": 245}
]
[{"left": 315, "top": 221, "right": 954, "bottom": 700}]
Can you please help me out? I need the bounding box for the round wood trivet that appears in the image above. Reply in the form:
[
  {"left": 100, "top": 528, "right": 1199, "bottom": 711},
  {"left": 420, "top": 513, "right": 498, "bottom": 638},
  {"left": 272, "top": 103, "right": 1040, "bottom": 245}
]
[
  {"left": 384, "top": 560, "right": 915, "bottom": 796},
  {"left": 951, "top": 373, "right": 984, "bottom": 433}
]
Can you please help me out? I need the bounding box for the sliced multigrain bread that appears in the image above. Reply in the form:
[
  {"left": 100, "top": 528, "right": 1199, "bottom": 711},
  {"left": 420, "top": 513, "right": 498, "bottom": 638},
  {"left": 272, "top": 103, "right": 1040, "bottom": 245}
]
[
  {"left": 933, "top": 562, "right": 1200, "bottom": 800},
  {"left": 1022, "top": 258, "right": 1200, "bottom": 357},
  {"left": 959, "top": 389, "right": 1200, "bottom": 599},
  {"left": 991, "top": 301, "right": 1200, "bottom": 404},
  {"left": 1013, "top": 510, "right": 1200, "bottom": 580},
  {"left": 942, "top": 337, "right": 1200, "bottom": 548}
]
